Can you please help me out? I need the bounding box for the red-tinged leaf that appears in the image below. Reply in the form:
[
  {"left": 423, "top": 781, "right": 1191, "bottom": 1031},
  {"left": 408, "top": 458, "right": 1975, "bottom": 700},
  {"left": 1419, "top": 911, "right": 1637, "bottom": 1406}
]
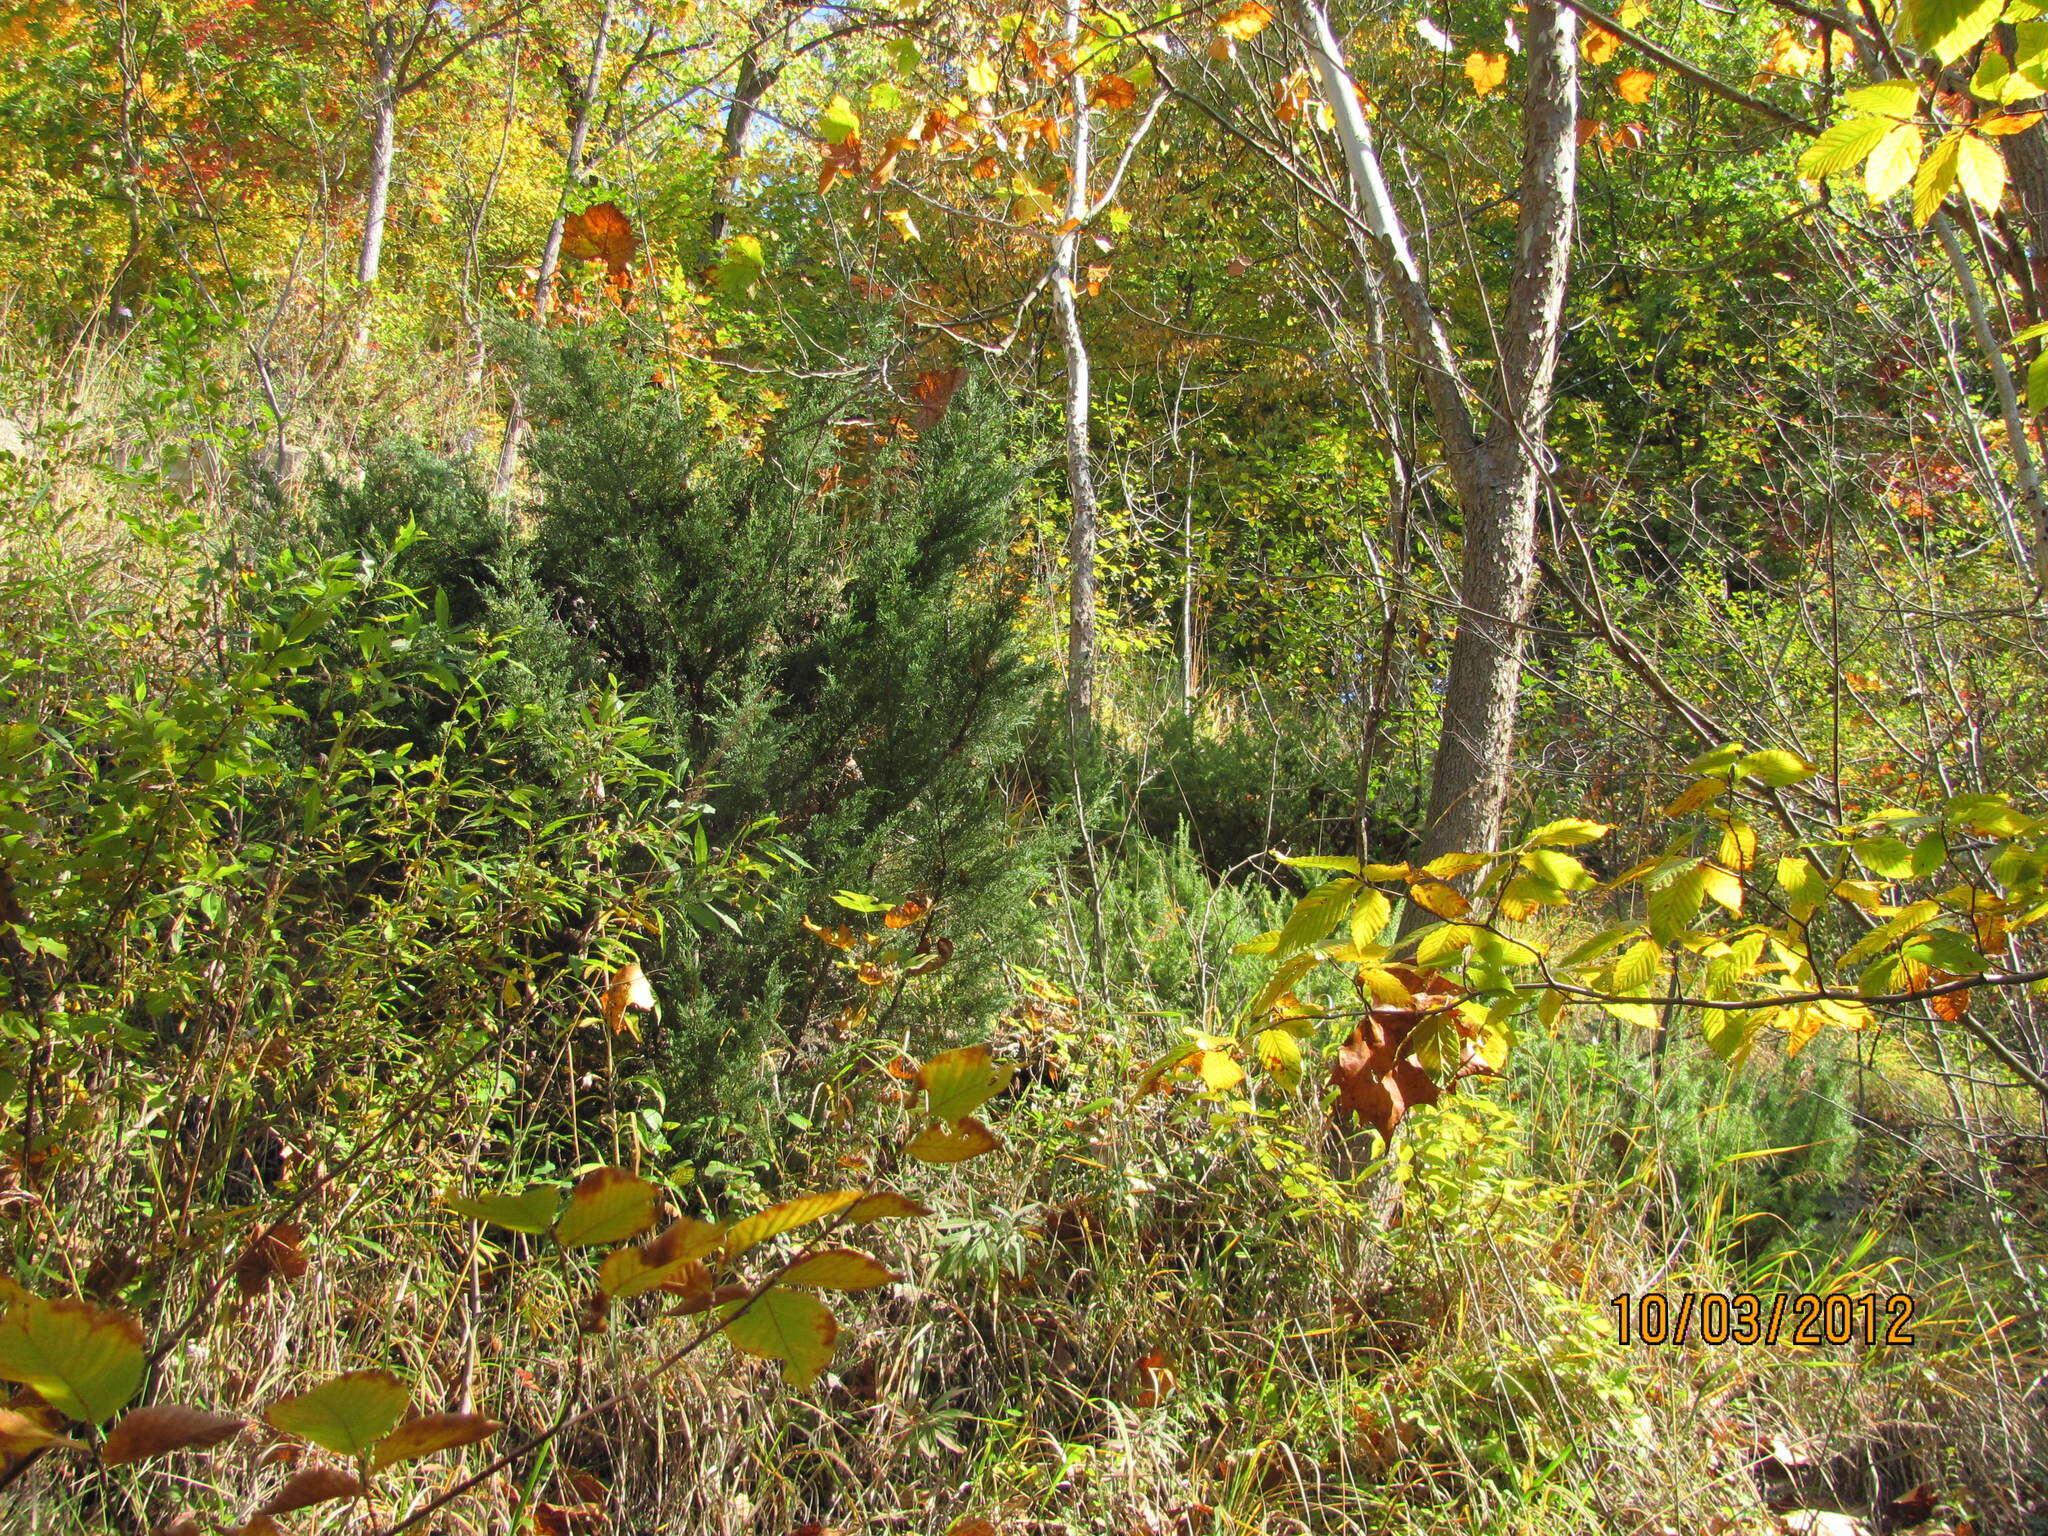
[
  {"left": 0, "top": 1296, "right": 145, "bottom": 1423},
  {"left": 255, "top": 1461, "right": 362, "bottom": 1516},
  {"left": 561, "top": 202, "right": 638, "bottom": 278},
  {"left": 843, "top": 1191, "right": 930, "bottom": 1224},
  {"left": 779, "top": 1248, "right": 899, "bottom": 1290},
  {"left": 553, "top": 1167, "right": 659, "bottom": 1249},
  {"left": 101, "top": 1404, "right": 246, "bottom": 1465},
  {"left": 0, "top": 1404, "right": 80, "bottom": 1455},
  {"left": 719, "top": 1288, "right": 837, "bottom": 1388},
  {"left": 724, "top": 1191, "right": 861, "bottom": 1260},
  {"left": 371, "top": 1412, "right": 502, "bottom": 1469}
]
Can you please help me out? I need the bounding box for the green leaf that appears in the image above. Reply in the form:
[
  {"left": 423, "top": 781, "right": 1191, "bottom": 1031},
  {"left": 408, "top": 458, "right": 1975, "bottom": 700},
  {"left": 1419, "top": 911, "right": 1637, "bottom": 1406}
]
[
  {"left": 1613, "top": 938, "right": 1665, "bottom": 993},
  {"left": 1902, "top": 928, "right": 1990, "bottom": 974},
  {"left": 1736, "top": 748, "right": 1819, "bottom": 787},
  {"left": 1907, "top": 0, "right": 2004, "bottom": 62},
  {"left": 443, "top": 1186, "right": 562, "bottom": 1235},
  {"left": 888, "top": 36, "right": 922, "bottom": 72},
  {"left": 1275, "top": 852, "right": 1360, "bottom": 872},
  {"left": 0, "top": 1297, "right": 144, "bottom": 1424},
  {"left": 1854, "top": 835, "right": 1916, "bottom": 878},
  {"left": 817, "top": 93, "right": 861, "bottom": 145},
  {"left": 1970, "top": 46, "right": 2012, "bottom": 100},
  {"left": 553, "top": 1167, "right": 659, "bottom": 1250},
  {"left": 1685, "top": 742, "right": 1746, "bottom": 773},
  {"left": 265, "top": 1370, "right": 411, "bottom": 1457},
  {"left": 720, "top": 1289, "right": 837, "bottom": 1388},
  {"left": 1254, "top": 1027, "right": 1303, "bottom": 1090},
  {"left": 1843, "top": 80, "right": 1921, "bottom": 118},
  {"left": 2017, "top": 18, "right": 2048, "bottom": 79},
  {"left": 2030, "top": 350, "right": 2048, "bottom": 416},
  {"left": 713, "top": 234, "right": 766, "bottom": 299},
  {"left": 916, "top": 1045, "right": 1014, "bottom": 1122},
  {"left": 1910, "top": 831, "right": 1949, "bottom": 876},
  {"left": 1798, "top": 115, "right": 1896, "bottom": 179},
  {"left": 1914, "top": 131, "right": 1962, "bottom": 226},
  {"left": 1703, "top": 1008, "right": 1771, "bottom": 1066},
  {"left": 1560, "top": 925, "right": 1639, "bottom": 968},
  {"left": 1777, "top": 855, "right": 1832, "bottom": 915},
  {"left": 1840, "top": 899, "right": 1942, "bottom": 966}
]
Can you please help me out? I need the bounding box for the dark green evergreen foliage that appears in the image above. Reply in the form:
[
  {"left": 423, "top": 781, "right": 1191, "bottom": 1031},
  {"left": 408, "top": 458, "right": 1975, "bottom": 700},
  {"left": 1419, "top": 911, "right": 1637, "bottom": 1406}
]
[
  {"left": 315, "top": 340, "right": 1057, "bottom": 1141},
  {"left": 313, "top": 440, "right": 510, "bottom": 628}
]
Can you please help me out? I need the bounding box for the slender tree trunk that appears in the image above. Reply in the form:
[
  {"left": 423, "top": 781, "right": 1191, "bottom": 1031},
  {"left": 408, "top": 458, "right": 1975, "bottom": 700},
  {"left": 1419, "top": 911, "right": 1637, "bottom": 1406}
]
[
  {"left": 1055, "top": 0, "right": 1099, "bottom": 736},
  {"left": 707, "top": 41, "right": 778, "bottom": 250},
  {"left": 358, "top": 54, "right": 398, "bottom": 288},
  {"left": 495, "top": 1, "right": 613, "bottom": 500},
  {"left": 1296, "top": 0, "right": 1578, "bottom": 866}
]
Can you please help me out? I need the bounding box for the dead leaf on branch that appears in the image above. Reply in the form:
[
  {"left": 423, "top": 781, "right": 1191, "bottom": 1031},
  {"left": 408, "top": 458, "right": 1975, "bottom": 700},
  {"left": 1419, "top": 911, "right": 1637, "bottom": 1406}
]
[
  {"left": 101, "top": 1403, "right": 246, "bottom": 1465},
  {"left": 560, "top": 202, "right": 638, "bottom": 279},
  {"left": 1330, "top": 969, "right": 1474, "bottom": 1141}
]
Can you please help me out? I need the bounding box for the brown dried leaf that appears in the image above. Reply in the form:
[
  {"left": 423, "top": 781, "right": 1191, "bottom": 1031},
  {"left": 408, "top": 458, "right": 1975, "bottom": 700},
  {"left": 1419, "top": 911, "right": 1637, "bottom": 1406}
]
[
  {"left": 256, "top": 1461, "right": 362, "bottom": 1516},
  {"left": 233, "top": 1222, "right": 309, "bottom": 1297},
  {"left": 101, "top": 1403, "right": 246, "bottom": 1465},
  {"left": 0, "top": 1404, "right": 79, "bottom": 1454},
  {"left": 561, "top": 202, "right": 638, "bottom": 278},
  {"left": 601, "top": 962, "right": 655, "bottom": 1033},
  {"left": 371, "top": 1411, "right": 502, "bottom": 1469},
  {"left": 1330, "top": 1006, "right": 1443, "bottom": 1141}
]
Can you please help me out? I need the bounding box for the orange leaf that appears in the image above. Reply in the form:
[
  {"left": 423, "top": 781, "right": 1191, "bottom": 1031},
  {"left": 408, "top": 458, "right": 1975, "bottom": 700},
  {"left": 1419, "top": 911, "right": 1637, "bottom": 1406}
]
[
  {"left": 1215, "top": 1, "right": 1273, "bottom": 41},
  {"left": 561, "top": 202, "right": 638, "bottom": 278},
  {"left": 233, "top": 1223, "right": 309, "bottom": 1297},
  {"left": 1614, "top": 66, "right": 1655, "bottom": 103},
  {"left": 602, "top": 962, "right": 655, "bottom": 1032},
  {"left": 1092, "top": 74, "right": 1137, "bottom": 110},
  {"left": 1582, "top": 24, "right": 1620, "bottom": 64},
  {"left": 1464, "top": 50, "right": 1508, "bottom": 97}
]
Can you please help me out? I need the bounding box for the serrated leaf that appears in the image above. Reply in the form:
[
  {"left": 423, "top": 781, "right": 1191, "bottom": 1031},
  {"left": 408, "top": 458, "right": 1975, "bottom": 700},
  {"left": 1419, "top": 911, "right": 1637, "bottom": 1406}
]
[
  {"left": 780, "top": 1248, "right": 899, "bottom": 1290},
  {"left": 370, "top": 1412, "right": 501, "bottom": 1470},
  {"left": 1409, "top": 881, "right": 1470, "bottom": 920},
  {"left": 444, "top": 1185, "right": 563, "bottom": 1235},
  {"left": 1867, "top": 123, "right": 1922, "bottom": 204},
  {"left": 1613, "top": 938, "right": 1665, "bottom": 993},
  {"left": 554, "top": 1168, "right": 659, "bottom": 1250},
  {"left": 1700, "top": 864, "right": 1743, "bottom": 914},
  {"left": 1685, "top": 742, "right": 1746, "bottom": 773},
  {"left": 101, "top": 1404, "right": 246, "bottom": 1465},
  {"left": 1840, "top": 899, "right": 1942, "bottom": 966},
  {"left": 1855, "top": 835, "right": 1917, "bottom": 878},
  {"left": 725, "top": 1191, "right": 862, "bottom": 1260},
  {"left": 1902, "top": 927, "right": 1989, "bottom": 974},
  {"left": 1736, "top": 748, "right": 1819, "bottom": 787},
  {"left": 1349, "top": 887, "right": 1392, "bottom": 948},
  {"left": 1970, "top": 45, "right": 2013, "bottom": 100},
  {"left": 1908, "top": 0, "right": 2003, "bottom": 63},
  {"left": 1648, "top": 863, "right": 1707, "bottom": 942},
  {"left": 1415, "top": 923, "right": 1476, "bottom": 966},
  {"left": 1663, "top": 778, "right": 1725, "bottom": 817},
  {"left": 599, "top": 1219, "right": 726, "bottom": 1298},
  {"left": 1254, "top": 1027, "right": 1303, "bottom": 1089},
  {"left": 720, "top": 1289, "right": 837, "bottom": 1388},
  {"left": 1275, "top": 852, "right": 1360, "bottom": 872},
  {"left": 1843, "top": 80, "right": 1921, "bottom": 118},
  {"left": 0, "top": 1297, "right": 144, "bottom": 1424},
  {"left": 1561, "top": 925, "right": 1640, "bottom": 968},
  {"left": 917, "top": 1045, "right": 1014, "bottom": 1122},
  {"left": 1232, "top": 928, "right": 1280, "bottom": 955},
  {"left": 256, "top": 1463, "right": 362, "bottom": 1517},
  {"left": 1798, "top": 115, "right": 1896, "bottom": 180},
  {"left": 1957, "top": 131, "right": 2007, "bottom": 213},
  {"left": 905, "top": 1118, "right": 1001, "bottom": 1163},
  {"left": 1525, "top": 818, "right": 1611, "bottom": 847},
  {"left": 264, "top": 1371, "right": 410, "bottom": 1457},
  {"left": 1358, "top": 967, "right": 1416, "bottom": 1007},
  {"left": 1192, "top": 1048, "right": 1245, "bottom": 1092},
  {"left": 1521, "top": 849, "right": 1596, "bottom": 891},
  {"left": 1274, "top": 878, "right": 1359, "bottom": 960},
  {"left": 1914, "top": 131, "right": 1962, "bottom": 226},
  {"left": 0, "top": 1406, "right": 79, "bottom": 1455},
  {"left": 1910, "top": 831, "right": 1949, "bottom": 876},
  {"left": 843, "top": 1191, "right": 931, "bottom": 1225},
  {"left": 1703, "top": 1007, "right": 1773, "bottom": 1066}
]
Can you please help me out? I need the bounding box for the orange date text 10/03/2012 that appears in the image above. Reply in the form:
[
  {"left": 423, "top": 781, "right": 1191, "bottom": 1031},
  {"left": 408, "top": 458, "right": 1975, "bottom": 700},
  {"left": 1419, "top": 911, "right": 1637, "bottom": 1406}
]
[{"left": 1607, "top": 1292, "right": 1917, "bottom": 1348}]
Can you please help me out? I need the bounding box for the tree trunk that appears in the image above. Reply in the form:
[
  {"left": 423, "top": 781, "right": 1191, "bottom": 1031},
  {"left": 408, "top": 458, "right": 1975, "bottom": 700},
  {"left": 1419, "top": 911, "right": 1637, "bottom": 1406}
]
[
  {"left": 494, "top": 1, "right": 613, "bottom": 500},
  {"left": 1296, "top": 0, "right": 1578, "bottom": 865},
  {"left": 358, "top": 55, "right": 398, "bottom": 289},
  {"left": 1055, "top": 0, "right": 1099, "bottom": 736},
  {"left": 707, "top": 41, "right": 778, "bottom": 250}
]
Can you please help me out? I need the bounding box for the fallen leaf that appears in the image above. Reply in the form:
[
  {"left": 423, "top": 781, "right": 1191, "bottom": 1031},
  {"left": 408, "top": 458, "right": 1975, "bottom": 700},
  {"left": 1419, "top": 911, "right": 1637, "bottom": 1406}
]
[{"left": 234, "top": 1222, "right": 310, "bottom": 1297}]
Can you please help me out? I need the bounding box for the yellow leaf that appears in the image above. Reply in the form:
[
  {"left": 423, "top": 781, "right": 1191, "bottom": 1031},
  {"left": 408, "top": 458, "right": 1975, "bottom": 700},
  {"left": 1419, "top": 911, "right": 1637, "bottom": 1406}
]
[
  {"left": 965, "top": 56, "right": 999, "bottom": 95},
  {"left": 1192, "top": 1049, "right": 1245, "bottom": 1092},
  {"left": 883, "top": 208, "right": 921, "bottom": 241},
  {"left": 916, "top": 1045, "right": 1015, "bottom": 1121},
  {"left": 1957, "top": 132, "right": 2008, "bottom": 213},
  {"left": 1583, "top": 24, "right": 1621, "bottom": 64},
  {"left": 1914, "top": 131, "right": 1962, "bottom": 226},
  {"left": 1614, "top": 66, "right": 1656, "bottom": 103},
  {"left": 1215, "top": 1, "right": 1274, "bottom": 41},
  {"left": 905, "top": 1117, "right": 1001, "bottom": 1163},
  {"left": 1717, "top": 818, "right": 1759, "bottom": 873},
  {"left": 0, "top": 1405, "right": 78, "bottom": 1455},
  {"left": 599, "top": 1219, "right": 725, "bottom": 1298},
  {"left": 1617, "top": 0, "right": 1648, "bottom": 23},
  {"left": 1700, "top": 863, "right": 1744, "bottom": 914},
  {"left": 1662, "top": 777, "right": 1724, "bottom": 817},
  {"left": 780, "top": 1247, "right": 899, "bottom": 1290},
  {"left": 724, "top": 1190, "right": 862, "bottom": 1260},
  {"left": 553, "top": 1167, "right": 659, "bottom": 1250},
  {"left": 1464, "top": 50, "right": 1508, "bottom": 97},
  {"left": 370, "top": 1412, "right": 501, "bottom": 1471},
  {"left": 1409, "top": 881, "right": 1471, "bottom": 920}
]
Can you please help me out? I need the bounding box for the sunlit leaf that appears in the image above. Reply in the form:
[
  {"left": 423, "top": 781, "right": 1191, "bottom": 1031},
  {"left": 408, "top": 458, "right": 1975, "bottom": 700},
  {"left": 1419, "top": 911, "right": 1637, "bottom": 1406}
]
[
  {"left": 0, "top": 1296, "right": 144, "bottom": 1424},
  {"left": 720, "top": 1288, "right": 837, "bottom": 1388},
  {"left": 724, "top": 1190, "right": 862, "bottom": 1260},
  {"left": 265, "top": 1370, "right": 410, "bottom": 1458},
  {"left": 444, "top": 1185, "right": 563, "bottom": 1235},
  {"left": 818, "top": 93, "right": 861, "bottom": 145},
  {"left": 905, "top": 1118, "right": 1001, "bottom": 1162},
  {"left": 780, "top": 1248, "right": 899, "bottom": 1290},
  {"left": 917, "top": 1045, "right": 1014, "bottom": 1122},
  {"left": 554, "top": 1167, "right": 659, "bottom": 1250},
  {"left": 1464, "top": 49, "right": 1508, "bottom": 97},
  {"left": 101, "top": 1404, "right": 246, "bottom": 1465},
  {"left": 371, "top": 1412, "right": 501, "bottom": 1470}
]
